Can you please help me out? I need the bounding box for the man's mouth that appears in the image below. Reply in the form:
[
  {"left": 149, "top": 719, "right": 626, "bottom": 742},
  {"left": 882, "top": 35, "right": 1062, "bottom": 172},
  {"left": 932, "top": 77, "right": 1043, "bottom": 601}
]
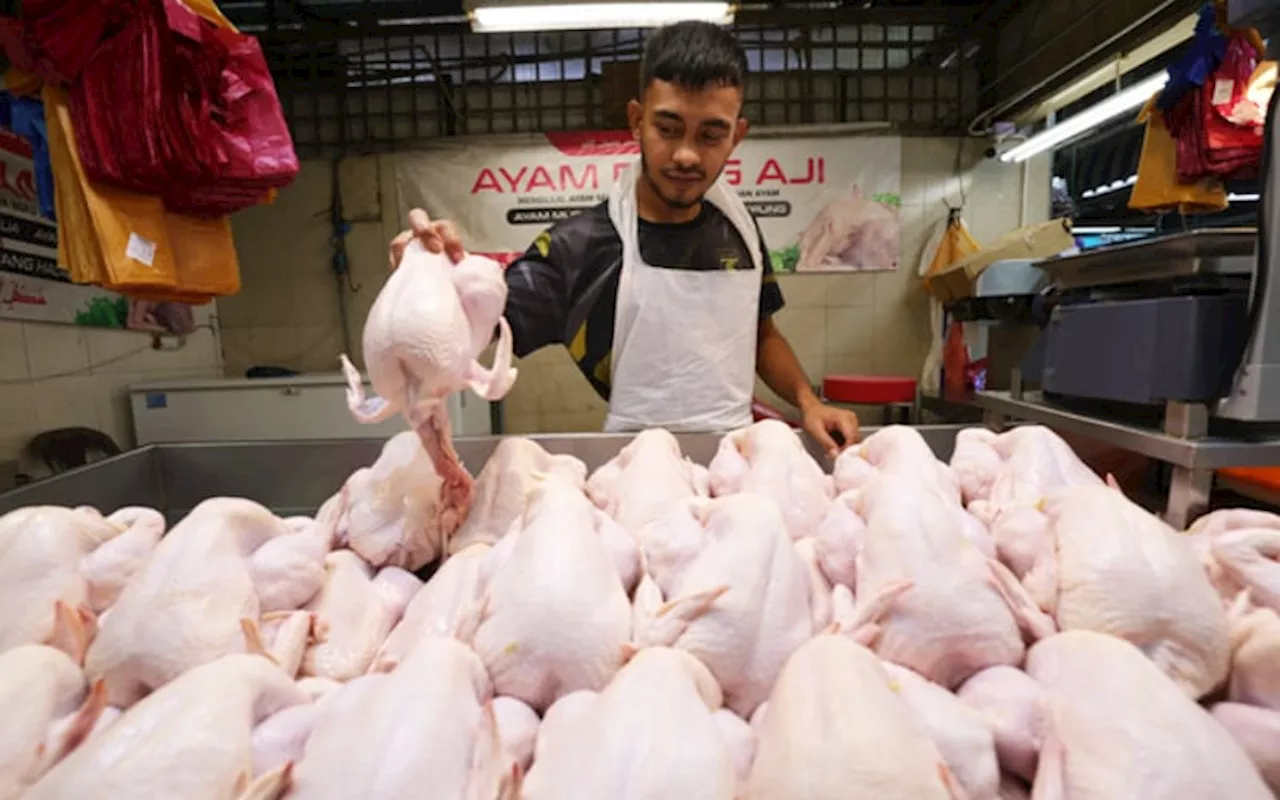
[{"left": 666, "top": 173, "right": 703, "bottom": 187}]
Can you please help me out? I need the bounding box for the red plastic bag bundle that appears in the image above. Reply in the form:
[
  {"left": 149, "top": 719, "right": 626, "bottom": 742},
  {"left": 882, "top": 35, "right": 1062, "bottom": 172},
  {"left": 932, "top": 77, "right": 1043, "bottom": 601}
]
[
  {"left": 68, "top": 0, "right": 296, "bottom": 217},
  {"left": 0, "top": 0, "right": 131, "bottom": 85},
  {"left": 162, "top": 26, "right": 299, "bottom": 217},
  {"left": 1167, "top": 32, "right": 1265, "bottom": 183}
]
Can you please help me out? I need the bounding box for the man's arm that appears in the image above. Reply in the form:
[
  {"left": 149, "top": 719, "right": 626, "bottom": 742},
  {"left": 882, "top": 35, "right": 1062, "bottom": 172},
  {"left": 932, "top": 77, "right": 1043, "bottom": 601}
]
[{"left": 756, "top": 317, "right": 820, "bottom": 412}]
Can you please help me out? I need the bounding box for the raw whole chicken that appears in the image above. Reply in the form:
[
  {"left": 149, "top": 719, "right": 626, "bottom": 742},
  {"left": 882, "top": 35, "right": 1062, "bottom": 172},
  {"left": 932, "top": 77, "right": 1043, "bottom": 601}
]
[
  {"left": 300, "top": 550, "right": 421, "bottom": 681},
  {"left": 746, "top": 635, "right": 961, "bottom": 799},
  {"left": 523, "top": 647, "right": 740, "bottom": 800},
  {"left": 373, "top": 542, "right": 491, "bottom": 673},
  {"left": 794, "top": 185, "right": 899, "bottom": 271},
  {"left": 340, "top": 239, "right": 518, "bottom": 539},
  {"left": 845, "top": 473, "right": 1036, "bottom": 689},
  {"left": 288, "top": 637, "right": 523, "bottom": 799},
  {"left": 450, "top": 437, "right": 588, "bottom": 555},
  {"left": 474, "top": 476, "right": 633, "bottom": 712},
  {"left": 1227, "top": 601, "right": 1280, "bottom": 710},
  {"left": 1013, "top": 630, "right": 1270, "bottom": 799},
  {"left": 0, "top": 505, "right": 163, "bottom": 662},
  {"left": 85, "top": 498, "right": 329, "bottom": 707},
  {"left": 1189, "top": 509, "right": 1280, "bottom": 613},
  {"left": 0, "top": 645, "right": 108, "bottom": 799},
  {"left": 587, "top": 428, "right": 708, "bottom": 535},
  {"left": 707, "top": 419, "right": 834, "bottom": 540},
  {"left": 1211, "top": 703, "right": 1280, "bottom": 792},
  {"left": 956, "top": 665, "right": 1044, "bottom": 783},
  {"left": 337, "top": 431, "right": 452, "bottom": 571},
  {"left": 634, "top": 493, "right": 817, "bottom": 718},
  {"left": 26, "top": 654, "right": 309, "bottom": 800},
  {"left": 833, "top": 426, "right": 961, "bottom": 499},
  {"left": 881, "top": 662, "right": 1000, "bottom": 799},
  {"left": 992, "top": 483, "right": 1230, "bottom": 698},
  {"left": 953, "top": 425, "right": 1102, "bottom": 527}
]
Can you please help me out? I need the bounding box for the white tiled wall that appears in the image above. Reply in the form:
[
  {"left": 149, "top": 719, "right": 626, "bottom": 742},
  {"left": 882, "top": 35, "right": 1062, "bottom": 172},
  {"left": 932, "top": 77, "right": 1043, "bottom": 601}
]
[{"left": 0, "top": 314, "right": 223, "bottom": 470}]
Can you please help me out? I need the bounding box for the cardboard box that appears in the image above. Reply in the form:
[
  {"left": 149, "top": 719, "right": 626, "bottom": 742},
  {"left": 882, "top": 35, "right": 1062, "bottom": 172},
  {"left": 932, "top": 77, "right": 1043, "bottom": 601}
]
[{"left": 926, "top": 218, "right": 1076, "bottom": 304}]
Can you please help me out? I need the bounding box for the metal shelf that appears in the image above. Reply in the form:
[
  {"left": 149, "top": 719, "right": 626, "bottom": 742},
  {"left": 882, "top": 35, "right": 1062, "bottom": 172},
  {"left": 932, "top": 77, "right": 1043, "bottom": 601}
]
[{"left": 973, "top": 391, "right": 1280, "bottom": 470}]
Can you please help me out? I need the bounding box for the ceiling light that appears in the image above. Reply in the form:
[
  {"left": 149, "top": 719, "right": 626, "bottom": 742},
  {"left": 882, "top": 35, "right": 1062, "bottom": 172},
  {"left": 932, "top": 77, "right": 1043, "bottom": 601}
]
[
  {"left": 466, "top": 1, "right": 733, "bottom": 33},
  {"left": 1000, "top": 72, "right": 1170, "bottom": 164}
]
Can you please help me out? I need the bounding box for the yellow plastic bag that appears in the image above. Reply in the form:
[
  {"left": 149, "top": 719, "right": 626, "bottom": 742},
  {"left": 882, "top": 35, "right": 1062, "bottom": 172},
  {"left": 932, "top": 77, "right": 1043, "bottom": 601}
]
[
  {"left": 45, "top": 86, "right": 242, "bottom": 300},
  {"left": 3, "top": 65, "right": 41, "bottom": 97},
  {"left": 1128, "top": 97, "right": 1228, "bottom": 215}
]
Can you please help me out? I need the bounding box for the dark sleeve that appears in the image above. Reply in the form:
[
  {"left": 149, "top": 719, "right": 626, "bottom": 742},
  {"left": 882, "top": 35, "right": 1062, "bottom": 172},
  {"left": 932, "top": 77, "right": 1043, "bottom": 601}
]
[
  {"left": 757, "top": 227, "right": 784, "bottom": 320},
  {"left": 504, "top": 228, "right": 570, "bottom": 358}
]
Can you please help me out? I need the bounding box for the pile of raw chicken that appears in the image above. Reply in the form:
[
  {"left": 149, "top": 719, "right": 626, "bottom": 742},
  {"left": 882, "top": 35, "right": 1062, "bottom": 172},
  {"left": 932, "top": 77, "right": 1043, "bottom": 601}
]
[
  {"left": 3, "top": 422, "right": 1280, "bottom": 799},
  {"left": 3, "top": 243, "right": 1280, "bottom": 799}
]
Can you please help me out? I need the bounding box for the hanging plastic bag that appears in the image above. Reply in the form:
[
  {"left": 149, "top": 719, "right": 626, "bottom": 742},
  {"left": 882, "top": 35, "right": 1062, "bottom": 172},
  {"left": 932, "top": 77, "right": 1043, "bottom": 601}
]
[
  {"left": 1128, "top": 96, "right": 1228, "bottom": 214},
  {"left": 3, "top": 0, "right": 129, "bottom": 86},
  {"left": 918, "top": 210, "right": 981, "bottom": 394},
  {"left": 10, "top": 95, "right": 55, "bottom": 220}
]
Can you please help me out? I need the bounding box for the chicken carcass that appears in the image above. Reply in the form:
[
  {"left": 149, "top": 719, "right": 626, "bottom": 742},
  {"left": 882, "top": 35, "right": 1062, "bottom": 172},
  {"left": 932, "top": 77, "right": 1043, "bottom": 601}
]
[
  {"left": 1211, "top": 703, "right": 1280, "bottom": 793},
  {"left": 833, "top": 426, "right": 960, "bottom": 498},
  {"left": 949, "top": 427, "right": 1003, "bottom": 506},
  {"left": 959, "top": 425, "right": 1102, "bottom": 529},
  {"left": 0, "top": 645, "right": 107, "bottom": 799},
  {"left": 85, "top": 498, "right": 328, "bottom": 707},
  {"left": 26, "top": 654, "right": 309, "bottom": 800},
  {"left": 845, "top": 474, "right": 1037, "bottom": 689},
  {"left": 0, "top": 506, "right": 162, "bottom": 662},
  {"left": 289, "top": 637, "right": 522, "bottom": 799},
  {"left": 746, "top": 635, "right": 961, "bottom": 799},
  {"left": 587, "top": 428, "right": 707, "bottom": 535},
  {"left": 994, "top": 483, "right": 1230, "bottom": 698},
  {"left": 372, "top": 542, "right": 491, "bottom": 673},
  {"left": 523, "top": 647, "right": 740, "bottom": 800},
  {"left": 340, "top": 240, "right": 518, "bottom": 535},
  {"left": 794, "top": 186, "right": 899, "bottom": 272},
  {"left": 337, "top": 430, "right": 453, "bottom": 571},
  {"left": 1019, "top": 630, "right": 1271, "bottom": 799},
  {"left": 707, "top": 419, "right": 834, "bottom": 540},
  {"left": 634, "top": 493, "right": 817, "bottom": 718},
  {"left": 1227, "top": 602, "right": 1280, "bottom": 710},
  {"left": 474, "top": 476, "right": 632, "bottom": 712},
  {"left": 881, "top": 662, "right": 1000, "bottom": 800},
  {"left": 300, "top": 550, "right": 421, "bottom": 681},
  {"left": 956, "top": 665, "right": 1044, "bottom": 783},
  {"left": 450, "top": 437, "right": 588, "bottom": 555}
]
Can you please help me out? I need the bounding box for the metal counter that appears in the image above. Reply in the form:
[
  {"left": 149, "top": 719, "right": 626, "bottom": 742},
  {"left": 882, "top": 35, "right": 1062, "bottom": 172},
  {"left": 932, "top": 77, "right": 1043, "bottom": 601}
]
[{"left": 0, "top": 425, "right": 968, "bottom": 522}]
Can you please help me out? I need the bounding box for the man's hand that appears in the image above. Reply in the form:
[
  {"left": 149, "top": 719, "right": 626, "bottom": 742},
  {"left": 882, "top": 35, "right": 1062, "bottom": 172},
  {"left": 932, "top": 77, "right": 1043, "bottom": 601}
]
[
  {"left": 389, "top": 208, "right": 466, "bottom": 270},
  {"left": 800, "top": 399, "right": 861, "bottom": 460}
]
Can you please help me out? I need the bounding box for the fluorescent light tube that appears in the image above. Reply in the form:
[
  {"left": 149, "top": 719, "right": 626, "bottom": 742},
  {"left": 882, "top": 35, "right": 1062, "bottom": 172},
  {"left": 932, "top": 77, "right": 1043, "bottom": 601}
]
[
  {"left": 1000, "top": 72, "right": 1170, "bottom": 164},
  {"left": 470, "top": 2, "right": 733, "bottom": 33},
  {"left": 1229, "top": 192, "right": 1260, "bottom": 202}
]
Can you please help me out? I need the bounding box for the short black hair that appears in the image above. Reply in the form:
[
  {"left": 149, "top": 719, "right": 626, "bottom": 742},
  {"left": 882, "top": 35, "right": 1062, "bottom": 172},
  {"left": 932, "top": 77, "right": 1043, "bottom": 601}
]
[{"left": 640, "top": 21, "right": 749, "bottom": 93}]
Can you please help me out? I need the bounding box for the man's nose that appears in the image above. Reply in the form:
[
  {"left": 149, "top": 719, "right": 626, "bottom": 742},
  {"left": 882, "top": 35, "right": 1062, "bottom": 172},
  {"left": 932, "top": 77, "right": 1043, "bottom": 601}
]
[{"left": 672, "top": 144, "right": 700, "bottom": 169}]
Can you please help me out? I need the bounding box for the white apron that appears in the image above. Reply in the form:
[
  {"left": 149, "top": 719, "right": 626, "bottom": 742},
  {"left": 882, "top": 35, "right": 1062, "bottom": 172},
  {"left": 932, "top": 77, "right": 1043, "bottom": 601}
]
[{"left": 603, "top": 163, "right": 763, "bottom": 433}]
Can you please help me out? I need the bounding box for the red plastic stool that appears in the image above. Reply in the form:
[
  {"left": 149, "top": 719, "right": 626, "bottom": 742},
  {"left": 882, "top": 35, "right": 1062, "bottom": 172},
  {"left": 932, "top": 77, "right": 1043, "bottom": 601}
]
[{"left": 822, "top": 375, "right": 918, "bottom": 425}]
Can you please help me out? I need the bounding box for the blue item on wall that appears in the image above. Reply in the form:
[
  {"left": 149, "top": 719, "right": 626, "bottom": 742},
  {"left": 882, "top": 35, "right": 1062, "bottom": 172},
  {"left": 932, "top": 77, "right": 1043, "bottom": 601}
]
[{"left": 7, "top": 94, "right": 55, "bottom": 222}]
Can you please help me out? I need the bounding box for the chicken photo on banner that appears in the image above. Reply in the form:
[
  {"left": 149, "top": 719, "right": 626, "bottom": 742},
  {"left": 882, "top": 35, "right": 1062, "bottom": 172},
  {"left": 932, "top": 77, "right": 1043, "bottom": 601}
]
[{"left": 793, "top": 185, "right": 901, "bottom": 272}]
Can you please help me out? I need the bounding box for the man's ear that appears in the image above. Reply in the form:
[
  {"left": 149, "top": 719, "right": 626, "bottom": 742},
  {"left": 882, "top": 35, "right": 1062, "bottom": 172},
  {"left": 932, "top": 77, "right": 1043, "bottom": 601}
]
[
  {"left": 733, "top": 116, "right": 749, "bottom": 146},
  {"left": 627, "top": 99, "right": 643, "bottom": 140}
]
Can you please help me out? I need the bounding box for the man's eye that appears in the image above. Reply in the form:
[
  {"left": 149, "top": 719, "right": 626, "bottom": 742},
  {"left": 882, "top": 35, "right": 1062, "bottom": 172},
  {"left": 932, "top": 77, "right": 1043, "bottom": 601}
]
[
  {"left": 657, "top": 125, "right": 680, "bottom": 138},
  {"left": 703, "top": 133, "right": 726, "bottom": 146}
]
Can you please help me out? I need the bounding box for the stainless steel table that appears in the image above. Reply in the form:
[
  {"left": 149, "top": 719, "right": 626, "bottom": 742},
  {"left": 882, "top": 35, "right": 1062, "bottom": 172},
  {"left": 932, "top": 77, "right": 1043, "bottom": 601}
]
[
  {"left": 974, "top": 390, "right": 1280, "bottom": 527},
  {"left": 0, "top": 425, "right": 969, "bottom": 522}
]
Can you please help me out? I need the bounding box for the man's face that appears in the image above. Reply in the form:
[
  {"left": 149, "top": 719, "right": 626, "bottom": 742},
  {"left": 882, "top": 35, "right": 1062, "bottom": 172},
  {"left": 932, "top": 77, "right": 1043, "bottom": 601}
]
[{"left": 627, "top": 79, "right": 748, "bottom": 210}]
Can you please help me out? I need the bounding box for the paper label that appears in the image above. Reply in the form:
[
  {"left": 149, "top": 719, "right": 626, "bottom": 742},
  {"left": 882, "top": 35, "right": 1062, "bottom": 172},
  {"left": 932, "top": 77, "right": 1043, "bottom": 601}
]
[
  {"left": 125, "top": 232, "right": 157, "bottom": 267},
  {"left": 1212, "top": 78, "right": 1235, "bottom": 106}
]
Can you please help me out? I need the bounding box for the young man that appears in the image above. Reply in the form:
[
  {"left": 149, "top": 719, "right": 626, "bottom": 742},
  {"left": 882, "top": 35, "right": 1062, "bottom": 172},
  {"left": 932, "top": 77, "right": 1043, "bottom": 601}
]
[{"left": 391, "top": 21, "right": 860, "bottom": 455}]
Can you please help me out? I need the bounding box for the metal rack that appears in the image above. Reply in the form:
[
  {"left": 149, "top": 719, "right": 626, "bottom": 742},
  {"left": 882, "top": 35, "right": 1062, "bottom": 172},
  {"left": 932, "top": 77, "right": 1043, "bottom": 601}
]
[{"left": 974, "top": 389, "right": 1280, "bottom": 527}]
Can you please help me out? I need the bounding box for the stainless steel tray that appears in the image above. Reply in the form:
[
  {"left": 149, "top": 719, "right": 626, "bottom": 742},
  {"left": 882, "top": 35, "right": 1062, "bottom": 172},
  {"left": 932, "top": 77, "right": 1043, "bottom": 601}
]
[
  {"left": 0, "top": 426, "right": 969, "bottom": 523},
  {"left": 1037, "top": 228, "right": 1258, "bottom": 290}
]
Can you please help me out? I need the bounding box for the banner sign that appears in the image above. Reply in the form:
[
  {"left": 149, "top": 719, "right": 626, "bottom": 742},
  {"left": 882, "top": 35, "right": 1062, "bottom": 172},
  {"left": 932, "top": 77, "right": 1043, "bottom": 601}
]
[
  {"left": 397, "top": 131, "right": 902, "bottom": 273},
  {"left": 0, "top": 127, "right": 192, "bottom": 333}
]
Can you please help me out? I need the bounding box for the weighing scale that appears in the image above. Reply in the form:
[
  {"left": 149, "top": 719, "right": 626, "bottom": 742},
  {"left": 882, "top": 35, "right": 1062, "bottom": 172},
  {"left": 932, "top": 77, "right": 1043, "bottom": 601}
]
[{"left": 974, "top": 1, "right": 1280, "bottom": 527}]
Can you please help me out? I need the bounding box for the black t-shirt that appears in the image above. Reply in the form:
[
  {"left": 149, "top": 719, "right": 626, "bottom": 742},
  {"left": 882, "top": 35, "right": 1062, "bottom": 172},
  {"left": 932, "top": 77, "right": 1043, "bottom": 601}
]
[{"left": 504, "top": 200, "right": 786, "bottom": 400}]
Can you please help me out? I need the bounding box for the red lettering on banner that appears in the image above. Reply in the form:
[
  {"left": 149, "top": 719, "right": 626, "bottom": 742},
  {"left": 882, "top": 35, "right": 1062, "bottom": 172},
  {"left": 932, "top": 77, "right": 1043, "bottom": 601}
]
[
  {"left": 525, "top": 166, "right": 555, "bottom": 191},
  {"left": 723, "top": 159, "right": 742, "bottom": 186},
  {"left": 560, "top": 164, "right": 598, "bottom": 191},
  {"left": 471, "top": 168, "right": 502, "bottom": 193},
  {"left": 613, "top": 162, "right": 630, "bottom": 182},
  {"left": 499, "top": 167, "right": 528, "bottom": 192},
  {"left": 755, "top": 157, "right": 826, "bottom": 186},
  {"left": 0, "top": 162, "right": 34, "bottom": 201}
]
